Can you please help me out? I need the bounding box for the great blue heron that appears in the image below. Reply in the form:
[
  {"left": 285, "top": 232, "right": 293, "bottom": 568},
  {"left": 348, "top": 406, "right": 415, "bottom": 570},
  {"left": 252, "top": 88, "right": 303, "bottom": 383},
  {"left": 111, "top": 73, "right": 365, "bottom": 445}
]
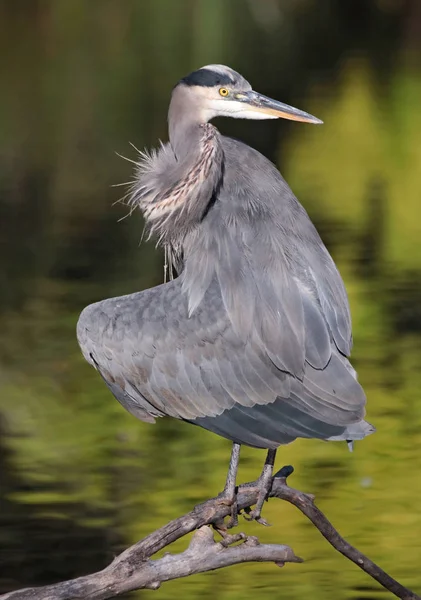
[{"left": 77, "top": 65, "right": 374, "bottom": 525}]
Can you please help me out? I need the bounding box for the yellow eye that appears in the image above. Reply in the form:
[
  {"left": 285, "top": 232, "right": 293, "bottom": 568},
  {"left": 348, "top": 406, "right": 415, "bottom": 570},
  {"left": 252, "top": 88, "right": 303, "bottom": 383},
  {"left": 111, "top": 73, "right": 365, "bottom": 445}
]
[{"left": 219, "top": 87, "right": 229, "bottom": 97}]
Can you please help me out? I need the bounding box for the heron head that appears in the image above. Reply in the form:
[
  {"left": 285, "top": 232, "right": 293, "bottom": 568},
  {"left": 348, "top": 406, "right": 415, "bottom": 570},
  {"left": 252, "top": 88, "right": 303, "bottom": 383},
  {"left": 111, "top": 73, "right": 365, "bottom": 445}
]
[{"left": 173, "top": 64, "right": 322, "bottom": 125}]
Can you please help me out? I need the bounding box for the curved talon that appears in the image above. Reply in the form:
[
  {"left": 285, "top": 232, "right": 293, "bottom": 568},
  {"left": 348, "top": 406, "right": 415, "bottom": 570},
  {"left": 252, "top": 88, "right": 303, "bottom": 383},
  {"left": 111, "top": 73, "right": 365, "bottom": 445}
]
[
  {"left": 243, "top": 506, "right": 270, "bottom": 526},
  {"left": 243, "top": 509, "right": 271, "bottom": 526}
]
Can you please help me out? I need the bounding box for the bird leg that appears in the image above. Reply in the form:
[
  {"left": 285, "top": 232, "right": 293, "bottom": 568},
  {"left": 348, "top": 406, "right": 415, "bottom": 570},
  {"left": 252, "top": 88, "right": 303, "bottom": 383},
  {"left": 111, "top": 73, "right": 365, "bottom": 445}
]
[
  {"left": 216, "top": 442, "right": 241, "bottom": 529},
  {"left": 244, "top": 448, "right": 277, "bottom": 525}
]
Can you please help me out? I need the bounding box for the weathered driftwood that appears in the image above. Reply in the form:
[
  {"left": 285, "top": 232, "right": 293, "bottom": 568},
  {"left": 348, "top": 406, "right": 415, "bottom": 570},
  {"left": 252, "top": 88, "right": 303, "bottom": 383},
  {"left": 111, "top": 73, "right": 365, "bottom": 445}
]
[{"left": 1, "top": 467, "right": 419, "bottom": 600}]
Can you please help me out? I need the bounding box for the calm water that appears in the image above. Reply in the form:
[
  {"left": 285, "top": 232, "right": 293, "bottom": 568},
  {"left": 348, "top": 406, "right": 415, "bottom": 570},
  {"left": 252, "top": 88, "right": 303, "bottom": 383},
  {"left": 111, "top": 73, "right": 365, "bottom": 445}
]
[{"left": 1, "top": 1, "right": 421, "bottom": 598}]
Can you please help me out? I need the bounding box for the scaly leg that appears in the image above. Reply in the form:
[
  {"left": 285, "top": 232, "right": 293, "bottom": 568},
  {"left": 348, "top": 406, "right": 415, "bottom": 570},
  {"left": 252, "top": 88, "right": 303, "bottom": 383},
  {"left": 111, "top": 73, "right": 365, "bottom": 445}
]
[
  {"left": 244, "top": 448, "right": 277, "bottom": 525},
  {"left": 217, "top": 442, "right": 241, "bottom": 529}
]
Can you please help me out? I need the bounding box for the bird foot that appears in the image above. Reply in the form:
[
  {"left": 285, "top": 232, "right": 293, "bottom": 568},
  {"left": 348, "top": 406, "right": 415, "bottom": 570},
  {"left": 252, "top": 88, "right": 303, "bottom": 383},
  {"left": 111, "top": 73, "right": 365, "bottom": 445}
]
[
  {"left": 216, "top": 489, "right": 239, "bottom": 529},
  {"left": 243, "top": 506, "right": 271, "bottom": 526},
  {"left": 242, "top": 472, "right": 274, "bottom": 526}
]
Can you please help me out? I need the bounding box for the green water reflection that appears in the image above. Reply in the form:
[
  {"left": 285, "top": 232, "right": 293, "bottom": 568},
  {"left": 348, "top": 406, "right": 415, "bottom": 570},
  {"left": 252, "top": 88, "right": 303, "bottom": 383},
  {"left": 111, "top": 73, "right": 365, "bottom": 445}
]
[{"left": 1, "top": 1, "right": 421, "bottom": 598}]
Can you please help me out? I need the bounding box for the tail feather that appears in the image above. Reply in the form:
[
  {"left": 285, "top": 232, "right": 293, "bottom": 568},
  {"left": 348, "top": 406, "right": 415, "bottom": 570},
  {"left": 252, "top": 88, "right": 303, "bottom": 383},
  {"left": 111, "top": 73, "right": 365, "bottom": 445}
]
[{"left": 328, "top": 419, "right": 376, "bottom": 452}]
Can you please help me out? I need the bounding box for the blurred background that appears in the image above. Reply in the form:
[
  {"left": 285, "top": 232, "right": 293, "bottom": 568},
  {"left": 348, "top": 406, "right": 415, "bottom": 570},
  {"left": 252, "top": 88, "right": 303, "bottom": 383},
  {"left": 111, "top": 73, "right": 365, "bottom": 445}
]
[{"left": 1, "top": 0, "right": 421, "bottom": 598}]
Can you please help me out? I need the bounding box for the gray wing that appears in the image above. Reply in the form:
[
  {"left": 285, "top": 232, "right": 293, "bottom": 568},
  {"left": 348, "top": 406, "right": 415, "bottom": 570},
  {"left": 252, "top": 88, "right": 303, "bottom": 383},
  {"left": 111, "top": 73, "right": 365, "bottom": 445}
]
[
  {"left": 299, "top": 227, "right": 352, "bottom": 357},
  {"left": 180, "top": 136, "right": 353, "bottom": 381},
  {"left": 77, "top": 277, "right": 368, "bottom": 449}
]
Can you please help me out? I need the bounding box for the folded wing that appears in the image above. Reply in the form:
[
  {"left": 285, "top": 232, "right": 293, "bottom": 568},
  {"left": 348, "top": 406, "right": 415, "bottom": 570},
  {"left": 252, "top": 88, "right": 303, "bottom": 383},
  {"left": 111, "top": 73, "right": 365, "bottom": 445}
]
[{"left": 77, "top": 275, "right": 368, "bottom": 449}]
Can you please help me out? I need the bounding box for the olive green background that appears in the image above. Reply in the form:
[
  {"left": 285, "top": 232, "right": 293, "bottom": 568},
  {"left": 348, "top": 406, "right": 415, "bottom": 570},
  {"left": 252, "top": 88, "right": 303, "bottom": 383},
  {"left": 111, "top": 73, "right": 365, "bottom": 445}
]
[{"left": 1, "top": 1, "right": 421, "bottom": 598}]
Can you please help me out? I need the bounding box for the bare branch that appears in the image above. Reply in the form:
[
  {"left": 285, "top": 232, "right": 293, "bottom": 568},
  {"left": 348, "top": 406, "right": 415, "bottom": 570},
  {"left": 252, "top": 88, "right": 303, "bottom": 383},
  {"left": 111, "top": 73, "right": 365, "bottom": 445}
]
[
  {"left": 0, "top": 527, "right": 300, "bottom": 600},
  {"left": 271, "top": 466, "right": 421, "bottom": 600},
  {"left": 1, "top": 467, "right": 419, "bottom": 600}
]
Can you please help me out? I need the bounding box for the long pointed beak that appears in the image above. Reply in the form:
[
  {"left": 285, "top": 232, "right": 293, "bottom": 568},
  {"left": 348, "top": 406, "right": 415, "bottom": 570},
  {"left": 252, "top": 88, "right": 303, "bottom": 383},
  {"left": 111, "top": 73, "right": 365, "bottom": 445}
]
[{"left": 236, "top": 91, "right": 323, "bottom": 124}]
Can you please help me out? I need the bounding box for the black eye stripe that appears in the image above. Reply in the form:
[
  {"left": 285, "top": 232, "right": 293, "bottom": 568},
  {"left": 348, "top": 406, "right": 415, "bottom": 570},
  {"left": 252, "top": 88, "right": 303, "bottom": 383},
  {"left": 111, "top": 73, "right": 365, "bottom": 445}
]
[{"left": 180, "top": 68, "right": 234, "bottom": 88}]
